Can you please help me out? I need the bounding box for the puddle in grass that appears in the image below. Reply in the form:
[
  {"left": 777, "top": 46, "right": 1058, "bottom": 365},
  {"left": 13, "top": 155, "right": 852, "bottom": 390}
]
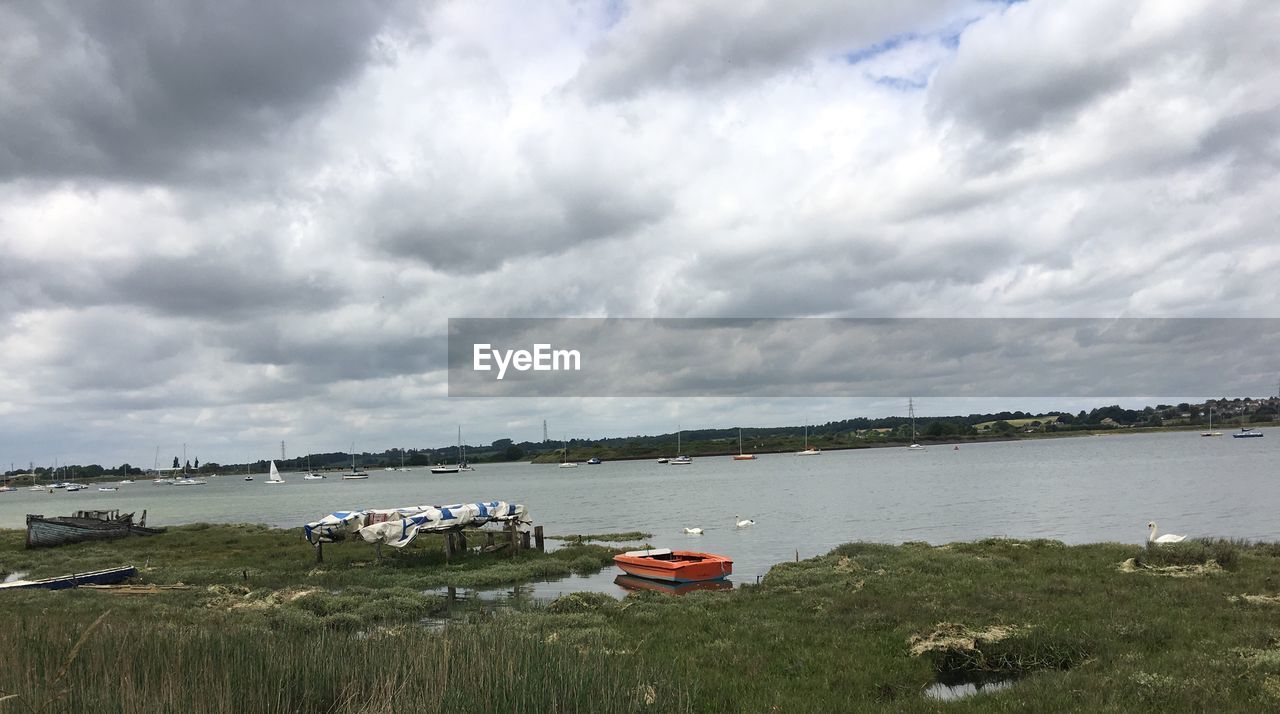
[{"left": 924, "top": 675, "right": 1016, "bottom": 701}]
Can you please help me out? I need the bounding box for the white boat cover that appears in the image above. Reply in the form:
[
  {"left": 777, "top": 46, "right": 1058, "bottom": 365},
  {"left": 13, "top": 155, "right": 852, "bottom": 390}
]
[{"left": 303, "top": 500, "right": 527, "bottom": 547}]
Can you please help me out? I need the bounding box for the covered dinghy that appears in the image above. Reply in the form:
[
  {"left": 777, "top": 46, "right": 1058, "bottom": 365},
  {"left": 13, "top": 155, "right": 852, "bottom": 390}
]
[
  {"left": 358, "top": 501, "right": 528, "bottom": 548},
  {"left": 304, "top": 501, "right": 527, "bottom": 547}
]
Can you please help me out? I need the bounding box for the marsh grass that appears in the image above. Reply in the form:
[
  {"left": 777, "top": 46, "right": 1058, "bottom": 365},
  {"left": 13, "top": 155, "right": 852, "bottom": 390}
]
[
  {"left": 8, "top": 527, "right": 1280, "bottom": 711},
  {"left": 1136, "top": 538, "right": 1244, "bottom": 570},
  {"left": 0, "top": 615, "right": 690, "bottom": 713}
]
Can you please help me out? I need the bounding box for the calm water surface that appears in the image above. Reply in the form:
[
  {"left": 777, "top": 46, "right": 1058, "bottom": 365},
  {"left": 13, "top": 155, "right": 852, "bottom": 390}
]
[{"left": 3, "top": 430, "right": 1275, "bottom": 596}]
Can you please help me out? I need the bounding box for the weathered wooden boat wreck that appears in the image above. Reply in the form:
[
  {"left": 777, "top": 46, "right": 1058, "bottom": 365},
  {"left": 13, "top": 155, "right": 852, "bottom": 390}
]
[
  {"left": 25, "top": 509, "right": 166, "bottom": 548},
  {"left": 0, "top": 565, "right": 138, "bottom": 591}
]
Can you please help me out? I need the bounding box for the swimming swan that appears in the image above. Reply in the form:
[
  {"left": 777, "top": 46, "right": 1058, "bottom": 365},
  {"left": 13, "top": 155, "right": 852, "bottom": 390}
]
[
  {"left": 683, "top": 527, "right": 704, "bottom": 535},
  {"left": 735, "top": 515, "right": 755, "bottom": 528}
]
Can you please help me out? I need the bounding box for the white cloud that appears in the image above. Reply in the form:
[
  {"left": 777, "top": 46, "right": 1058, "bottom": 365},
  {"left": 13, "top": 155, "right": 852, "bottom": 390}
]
[{"left": 2, "top": 0, "right": 1278, "bottom": 466}]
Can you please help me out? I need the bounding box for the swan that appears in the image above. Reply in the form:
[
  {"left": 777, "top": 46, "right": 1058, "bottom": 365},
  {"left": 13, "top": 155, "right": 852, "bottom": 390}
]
[
  {"left": 735, "top": 514, "right": 755, "bottom": 528},
  {"left": 1147, "top": 521, "right": 1186, "bottom": 544},
  {"left": 683, "top": 527, "right": 704, "bottom": 535}
]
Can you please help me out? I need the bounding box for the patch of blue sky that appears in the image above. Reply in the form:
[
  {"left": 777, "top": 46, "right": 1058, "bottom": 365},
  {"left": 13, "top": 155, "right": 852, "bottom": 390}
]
[
  {"left": 599, "top": 0, "right": 628, "bottom": 30},
  {"left": 874, "top": 75, "right": 929, "bottom": 91},
  {"left": 842, "top": 32, "right": 922, "bottom": 65}
]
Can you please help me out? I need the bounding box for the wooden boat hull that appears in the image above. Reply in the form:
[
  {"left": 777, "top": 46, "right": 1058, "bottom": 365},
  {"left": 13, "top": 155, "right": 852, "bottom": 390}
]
[
  {"left": 25, "top": 512, "right": 165, "bottom": 549},
  {"left": 0, "top": 565, "right": 137, "bottom": 591},
  {"left": 613, "top": 549, "right": 733, "bottom": 583}
]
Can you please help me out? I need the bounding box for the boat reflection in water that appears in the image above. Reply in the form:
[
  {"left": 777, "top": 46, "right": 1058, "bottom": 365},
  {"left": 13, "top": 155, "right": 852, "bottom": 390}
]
[{"left": 614, "top": 574, "right": 733, "bottom": 596}]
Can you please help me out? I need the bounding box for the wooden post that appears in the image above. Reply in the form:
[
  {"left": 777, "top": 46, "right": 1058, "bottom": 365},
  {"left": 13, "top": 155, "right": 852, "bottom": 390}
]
[
  {"left": 521, "top": 530, "right": 531, "bottom": 550},
  {"left": 443, "top": 532, "right": 454, "bottom": 562},
  {"left": 458, "top": 530, "right": 468, "bottom": 552},
  {"left": 486, "top": 531, "right": 496, "bottom": 548},
  {"left": 376, "top": 542, "right": 383, "bottom": 562},
  {"left": 508, "top": 521, "right": 518, "bottom": 556},
  {"left": 315, "top": 542, "right": 324, "bottom": 564},
  {"left": 534, "top": 525, "right": 545, "bottom": 552}
]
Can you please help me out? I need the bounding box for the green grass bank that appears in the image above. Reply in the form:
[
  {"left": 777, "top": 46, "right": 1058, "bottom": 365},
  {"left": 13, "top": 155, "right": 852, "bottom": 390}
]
[{"left": 4, "top": 526, "right": 1280, "bottom": 711}]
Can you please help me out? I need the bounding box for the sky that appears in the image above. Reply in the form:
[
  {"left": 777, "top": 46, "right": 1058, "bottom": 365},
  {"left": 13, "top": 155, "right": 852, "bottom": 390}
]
[{"left": 1, "top": 0, "right": 1278, "bottom": 468}]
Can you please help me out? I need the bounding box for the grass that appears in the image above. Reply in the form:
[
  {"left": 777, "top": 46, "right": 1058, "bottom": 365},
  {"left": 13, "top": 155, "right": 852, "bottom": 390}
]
[{"left": 7, "top": 527, "right": 1280, "bottom": 711}]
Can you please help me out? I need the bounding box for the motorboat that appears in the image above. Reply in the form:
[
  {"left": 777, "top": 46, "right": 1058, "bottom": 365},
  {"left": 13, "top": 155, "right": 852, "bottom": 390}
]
[
  {"left": 586, "top": 457, "right": 602, "bottom": 465},
  {"left": 1233, "top": 427, "right": 1265, "bottom": 438}
]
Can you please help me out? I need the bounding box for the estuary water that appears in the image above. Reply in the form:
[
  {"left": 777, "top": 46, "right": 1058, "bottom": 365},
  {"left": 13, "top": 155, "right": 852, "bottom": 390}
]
[{"left": 2, "top": 430, "right": 1276, "bottom": 595}]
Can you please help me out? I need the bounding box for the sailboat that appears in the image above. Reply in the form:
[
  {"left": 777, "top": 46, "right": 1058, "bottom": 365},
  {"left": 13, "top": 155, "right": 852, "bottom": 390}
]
[
  {"left": 907, "top": 398, "right": 925, "bottom": 450},
  {"left": 1201, "top": 407, "right": 1222, "bottom": 437},
  {"left": 795, "top": 422, "right": 821, "bottom": 455},
  {"left": 243, "top": 461, "right": 253, "bottom": 481},
  {"left": 342, "top": 446, "right": 369, "bottom": 479},
  {"left": 733, "top": 428, "right": 757, "bottom": 460},
  {"left": 432, "top": 427, "right": 474, "bottom": 473},
  {"left": 266, "top": 460, "right": 284, "bottom": 485},
  {"left": 671, "top": 428, "right": 692, "bottom": 464},
  {"left": 303, "top": 454, "right": 325, "bottom": 479},
  {"left": 559, "top": 439, "right": 579, "bottom": 468}
]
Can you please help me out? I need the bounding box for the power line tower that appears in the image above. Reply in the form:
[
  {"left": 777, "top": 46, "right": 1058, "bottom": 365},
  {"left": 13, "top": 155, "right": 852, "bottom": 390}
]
[{"left": 543, "top": 419, "right": 548, "bottom": 443}]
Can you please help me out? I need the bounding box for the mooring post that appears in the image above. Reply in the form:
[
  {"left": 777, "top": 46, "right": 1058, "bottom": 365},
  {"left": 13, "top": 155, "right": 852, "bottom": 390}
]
[
  {"left": 443, "top": 531, "right": 454, "bottom": 562},
  {"left": 521, "top": 530, "right": 531, "bottom": 550},
  {"left": 534, "top": 525, "right": 545, "bottom": 552}
]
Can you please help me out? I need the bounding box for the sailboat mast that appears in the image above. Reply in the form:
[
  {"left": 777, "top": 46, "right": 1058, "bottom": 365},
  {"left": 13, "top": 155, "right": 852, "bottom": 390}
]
[{"left": 909, "top": 398, "right": 917, "bottom": 442}]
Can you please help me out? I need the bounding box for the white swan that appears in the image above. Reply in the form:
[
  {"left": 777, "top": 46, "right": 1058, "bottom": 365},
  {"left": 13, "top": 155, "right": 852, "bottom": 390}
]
[
  {"left": 1147, "top": 521, "right": 1186, "bottom": 544},
  {"left": 735, "top": 514, "right": 755, "bottom": 528},
  {"left": 683, "top": 527, "right": 704, "bottom": 535}
]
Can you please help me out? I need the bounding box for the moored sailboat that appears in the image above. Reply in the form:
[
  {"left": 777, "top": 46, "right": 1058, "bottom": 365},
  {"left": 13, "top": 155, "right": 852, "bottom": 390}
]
[{"left": 733, "top": 428, "right": 756, "bottom": 460}]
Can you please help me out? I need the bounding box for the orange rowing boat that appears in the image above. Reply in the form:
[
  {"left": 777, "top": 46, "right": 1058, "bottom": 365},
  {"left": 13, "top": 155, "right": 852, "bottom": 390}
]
[{"left": 612, "top": 548, "right": 733, "bottom": 583}]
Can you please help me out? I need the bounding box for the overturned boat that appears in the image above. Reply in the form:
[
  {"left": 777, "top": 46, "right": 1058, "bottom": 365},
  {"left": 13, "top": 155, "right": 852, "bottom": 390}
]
[
  {"left": 0, "top": 565, "right": 137, "bottom": 591},
  {"left": 613, "top": 548, "right": 733, "bottom": 583},
  {"left": 25, "top": 510, "right": 166, "bottom": 549}
]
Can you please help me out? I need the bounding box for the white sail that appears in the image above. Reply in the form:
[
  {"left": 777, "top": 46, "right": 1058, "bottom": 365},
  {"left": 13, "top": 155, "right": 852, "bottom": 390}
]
[{"left": 268, "top": 460, "right": 284, "bottom": 483}]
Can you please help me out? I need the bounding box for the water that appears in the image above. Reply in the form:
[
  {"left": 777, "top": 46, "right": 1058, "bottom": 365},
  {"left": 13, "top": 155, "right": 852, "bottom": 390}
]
[
  {"left": 923, "top": 676, "right": 1016, "bottom": 701},
  {"left": 2, "top": 430, "right": 1275, "bottom": 594}
]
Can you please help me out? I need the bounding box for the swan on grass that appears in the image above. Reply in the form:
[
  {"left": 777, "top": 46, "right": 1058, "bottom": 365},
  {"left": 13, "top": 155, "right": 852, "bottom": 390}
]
[
  {"left": 735, "top": 515, "right": 755, "bottom": 528},
  {"left": 1147, "top": 521, "right": 1186, "bottom": 544},
  {"left": 683, "top": 527, "right": 704, "bottom": 535}
]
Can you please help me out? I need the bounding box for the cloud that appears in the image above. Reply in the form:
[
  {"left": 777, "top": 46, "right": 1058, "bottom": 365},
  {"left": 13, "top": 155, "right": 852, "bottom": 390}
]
[
  {"left": 2, "top": 0, "right": 1279, "bottom": 469},
  {"left": 0, "top": 0, "right": 399, "bottom": 182},
  {"left": 570, "top": 0, "right": 979, "bottom": 99}
]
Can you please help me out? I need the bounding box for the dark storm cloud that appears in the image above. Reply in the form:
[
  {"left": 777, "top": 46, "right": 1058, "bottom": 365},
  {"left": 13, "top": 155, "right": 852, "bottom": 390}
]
[
  {"left": 368, "top": 167, "right": 670, "bottom": 274},
  {"left": 219, "top": 320, "right": 446, "bottom": 385},
  {"left": 0, "top": 0, "right": 398, "bottom": 182},
  {"left": 4, "top": 244, "right": 345, "bottom": 321}
]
